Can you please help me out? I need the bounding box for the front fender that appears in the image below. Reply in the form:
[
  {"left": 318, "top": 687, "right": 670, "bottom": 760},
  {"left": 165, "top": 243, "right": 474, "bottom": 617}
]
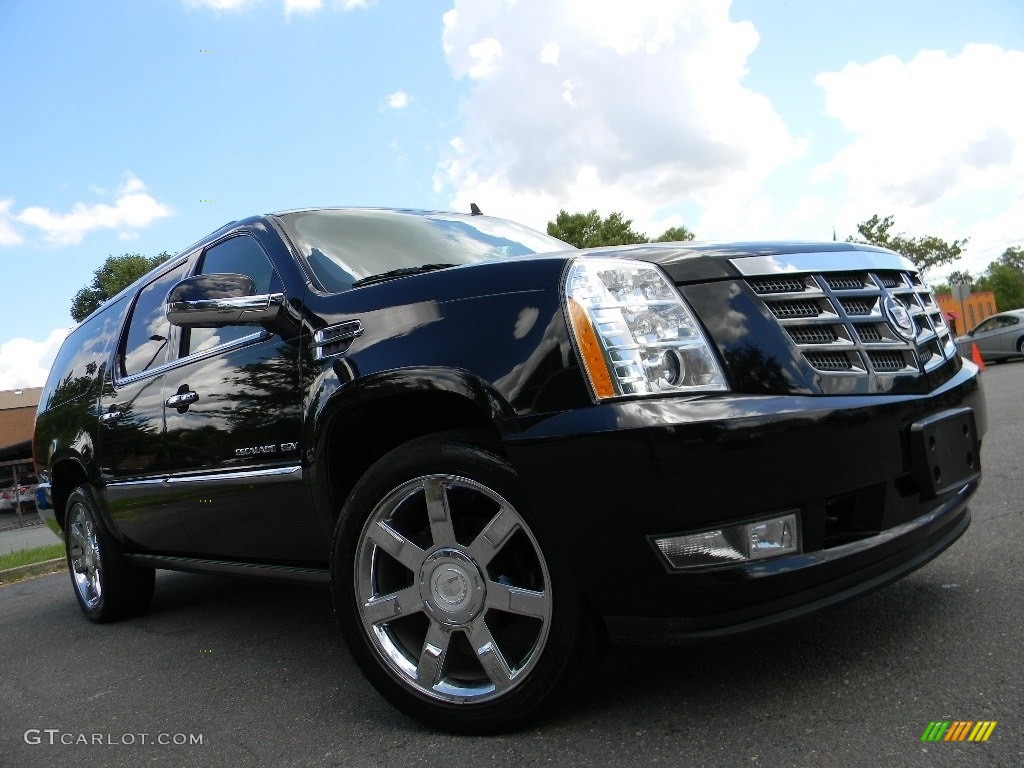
[{"left": 304, "top": 365, "right": 514, "bottom": 465}]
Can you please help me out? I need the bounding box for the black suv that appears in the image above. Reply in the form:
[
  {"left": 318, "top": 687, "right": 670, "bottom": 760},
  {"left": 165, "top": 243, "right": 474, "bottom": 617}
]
[{"left": 34, "top": 208, "right": 985, "bottom": 732}]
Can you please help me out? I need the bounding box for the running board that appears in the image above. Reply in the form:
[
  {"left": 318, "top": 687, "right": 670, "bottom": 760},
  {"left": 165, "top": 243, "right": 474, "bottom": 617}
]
[{"left": 125, "top": 554, "right": 330, "bottom": 584}]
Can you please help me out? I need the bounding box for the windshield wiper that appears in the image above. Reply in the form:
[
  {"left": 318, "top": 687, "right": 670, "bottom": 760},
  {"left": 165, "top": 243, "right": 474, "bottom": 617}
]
[{"left": 351, "top": 263, "right": 459, "bottom": 289}]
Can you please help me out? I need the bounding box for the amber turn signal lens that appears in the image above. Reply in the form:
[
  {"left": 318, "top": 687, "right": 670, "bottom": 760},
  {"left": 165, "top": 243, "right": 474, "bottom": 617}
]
[{"left": 566, "top": 297, "right": 615, "bottom": 399}]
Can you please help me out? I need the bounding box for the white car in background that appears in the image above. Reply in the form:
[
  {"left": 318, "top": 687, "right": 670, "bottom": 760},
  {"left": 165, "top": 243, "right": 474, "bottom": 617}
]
[
  {"left": 955, "top": 308, "right": 1024, "bottom": 362},
  {"left": 0, "top": 476, "right": 39, "bottom": 512}
]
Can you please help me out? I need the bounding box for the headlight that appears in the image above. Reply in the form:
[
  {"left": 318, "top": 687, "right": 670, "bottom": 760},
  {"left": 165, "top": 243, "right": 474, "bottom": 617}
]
[{"left": 564, "top": 257, "right": 728, "bottom": 399}]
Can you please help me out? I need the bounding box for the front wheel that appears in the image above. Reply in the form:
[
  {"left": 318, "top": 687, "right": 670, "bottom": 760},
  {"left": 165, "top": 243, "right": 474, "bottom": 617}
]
[
  {"left": 65, "top": 485, "right": 155, "bottom": 622},
  {"left": 331, "top": 432, "right": 599, "bottom": 733}
]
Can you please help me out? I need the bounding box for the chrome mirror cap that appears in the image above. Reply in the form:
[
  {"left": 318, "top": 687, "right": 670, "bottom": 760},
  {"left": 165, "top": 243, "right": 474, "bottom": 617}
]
[{"left": 165, "top": 273, "right": 284, "bottom": 327}]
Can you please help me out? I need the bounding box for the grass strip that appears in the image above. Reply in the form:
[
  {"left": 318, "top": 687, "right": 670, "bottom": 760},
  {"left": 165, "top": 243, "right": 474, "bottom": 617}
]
[{"left": 0, "top": 543, "right": 65, "bottom": 571}]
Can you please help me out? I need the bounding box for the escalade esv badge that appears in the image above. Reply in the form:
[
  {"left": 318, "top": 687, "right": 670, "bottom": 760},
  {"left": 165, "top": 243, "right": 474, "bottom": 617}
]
[{"left": 32, "top": 207, "right": 986, "bottom": 734}]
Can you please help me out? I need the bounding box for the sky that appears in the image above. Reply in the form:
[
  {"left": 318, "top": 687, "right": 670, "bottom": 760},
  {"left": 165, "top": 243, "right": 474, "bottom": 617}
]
[{"left": 1, "top": 0, "right": 1022, "bottom": 390}]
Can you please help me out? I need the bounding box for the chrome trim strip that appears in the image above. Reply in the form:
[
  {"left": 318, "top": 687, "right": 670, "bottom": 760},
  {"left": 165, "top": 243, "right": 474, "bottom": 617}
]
[
  {"left": 113, "top": 330, "right": 268, "bottom": 387},
  {"left": 166, "top": 466, "right": 302, "bottom": 485},
  {"left": 106, "top": 466, "right": 302, "bottom": 489},
  {"left": 731, "top": 251, "right": 916, "bottom": 276}
]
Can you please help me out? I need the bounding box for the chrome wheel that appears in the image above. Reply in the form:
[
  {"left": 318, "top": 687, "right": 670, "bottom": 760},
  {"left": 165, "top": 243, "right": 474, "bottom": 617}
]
[
  {"left": 355, "top": 474, "right": 552, "bottom": 704},
  {"left": 67, "top": 500, "right": 102, "bottom": 610}
]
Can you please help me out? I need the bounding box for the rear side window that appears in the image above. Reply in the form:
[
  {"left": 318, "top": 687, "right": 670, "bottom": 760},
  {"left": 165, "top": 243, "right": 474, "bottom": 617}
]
[
  {"left": 184, "top": 235, "right": 280, "bottom": 356},
  {"left": 119, "top": 265, "right": 188, "bottom": 378},
  {"left": 39, "top": 296, "right": 129, "bottom": 412}
]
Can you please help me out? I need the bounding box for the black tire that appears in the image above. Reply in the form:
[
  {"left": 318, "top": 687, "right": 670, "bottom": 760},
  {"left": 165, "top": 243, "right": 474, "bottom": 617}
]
[
  {"left": 64, "top": 485, "right": 155, "bottom": 622},
  {"left": 330, "top": 431, "right": 601, "bottom": 733}
]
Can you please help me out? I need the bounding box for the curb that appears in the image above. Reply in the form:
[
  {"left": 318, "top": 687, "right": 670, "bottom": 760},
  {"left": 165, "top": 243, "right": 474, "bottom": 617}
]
[{"left": 0, "top": 558, "right": 66, "bottom": 585}]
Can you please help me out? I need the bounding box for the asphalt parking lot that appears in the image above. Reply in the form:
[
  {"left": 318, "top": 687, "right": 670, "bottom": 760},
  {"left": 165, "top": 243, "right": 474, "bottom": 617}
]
[{"left": 1, "top": 362, "right": 1020, "bottom": 768}]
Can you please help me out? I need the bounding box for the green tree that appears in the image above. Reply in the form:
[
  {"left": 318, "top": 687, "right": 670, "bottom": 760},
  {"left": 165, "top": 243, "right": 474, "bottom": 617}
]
[
  {"left": 71, "top": 252, "right": 172, "bottom": 322},
  {"left": 946, "top": 269, "right": 973, "bottom": 287},
  {"left": 546, "top": 210, "right": 695, "bottom": 248},
  {"left": 848, "top": 214, "right": 966, "bottom": 274},
  {"left": 975, "top": 247, "right": 1024, "bottom": 311},
  {"left": 547, "top": 210, "right": 648, "bottom": 248},
  {"left": 655, "top": 225, "right": 695, "bottom": 243}
]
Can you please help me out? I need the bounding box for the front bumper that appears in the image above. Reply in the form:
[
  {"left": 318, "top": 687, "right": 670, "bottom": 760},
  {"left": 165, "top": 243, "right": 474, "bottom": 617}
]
[{"left": 501, "top": 361, "right": 984, "bottom": 635}]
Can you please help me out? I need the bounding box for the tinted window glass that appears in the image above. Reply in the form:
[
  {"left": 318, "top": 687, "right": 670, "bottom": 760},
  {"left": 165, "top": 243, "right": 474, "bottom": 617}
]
[
  {"left": 276, "top": 210, "right": 571, "bottom": 293},
  {"left": 40, "top": 296, "right": 129, "bottom": 411},
  {"left": 120, "top": 265, "right": 187, "bottom": 378},
  {"left": 185, "top": 235, "right": 280, "bottom": 356}
]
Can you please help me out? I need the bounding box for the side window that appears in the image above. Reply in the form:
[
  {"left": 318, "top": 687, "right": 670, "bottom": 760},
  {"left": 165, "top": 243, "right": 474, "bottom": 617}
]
[
  {"left": 120, "top": 265, "right": 188, "bottom": 378},
  {"left": 185, "top": 235, "right": 281, "bottom": 356}
]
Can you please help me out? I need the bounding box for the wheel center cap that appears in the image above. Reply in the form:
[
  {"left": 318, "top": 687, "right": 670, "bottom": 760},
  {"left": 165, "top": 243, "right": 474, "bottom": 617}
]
[
  {"left": 432, "top": 566, "right": 469, "bottom": 606},
  {"left": 419, "top": 548, "right": 485, "bottom": 625}
]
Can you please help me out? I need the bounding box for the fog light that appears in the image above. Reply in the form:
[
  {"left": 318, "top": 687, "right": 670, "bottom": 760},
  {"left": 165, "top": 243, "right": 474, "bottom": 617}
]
[{"left": 653, "top": 512, "right": 800, "bottom": 570}]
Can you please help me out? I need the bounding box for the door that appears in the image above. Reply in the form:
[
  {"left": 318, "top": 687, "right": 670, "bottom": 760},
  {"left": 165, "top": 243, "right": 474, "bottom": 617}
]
[
  {"left": 98, "top": 261, "right": 194, "bottom": 550},
  {"left": 161, "top": 234, "right": 321, "bottom": 561}
]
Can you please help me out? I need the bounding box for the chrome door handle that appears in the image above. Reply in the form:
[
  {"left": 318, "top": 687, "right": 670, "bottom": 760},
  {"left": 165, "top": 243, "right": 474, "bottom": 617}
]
[
  {"left": 165, "top": 391, "right": 199, "bottom": 408},
  {"left": 99, "top": 410, "right": 123, "bottom": 424}
]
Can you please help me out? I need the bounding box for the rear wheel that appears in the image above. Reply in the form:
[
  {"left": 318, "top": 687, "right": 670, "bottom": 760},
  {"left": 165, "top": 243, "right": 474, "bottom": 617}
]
[
  {"left": 65, "top": 485, "right": 154, "bottom": 622},
  {"left": 331, "top": 432, "right": 600, "bottom": 733}
]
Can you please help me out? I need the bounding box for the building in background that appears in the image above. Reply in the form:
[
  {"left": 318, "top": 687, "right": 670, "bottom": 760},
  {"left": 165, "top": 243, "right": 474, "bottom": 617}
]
[
  {"left": 0, "top": 387, "right": 42, "bottom": 490},
  {"left": 934, "top": 291, "right": 998, "bottom": 336}
]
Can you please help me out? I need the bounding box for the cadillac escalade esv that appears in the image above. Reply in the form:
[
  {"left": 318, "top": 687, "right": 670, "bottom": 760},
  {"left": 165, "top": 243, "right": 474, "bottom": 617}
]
[{"left": 34, "top": 208, "right": 985, "bottom": 732}]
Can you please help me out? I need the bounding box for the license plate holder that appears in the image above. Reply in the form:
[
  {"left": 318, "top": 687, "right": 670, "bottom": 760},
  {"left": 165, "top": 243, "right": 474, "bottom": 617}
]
[{"left": 909, "top": 407, "right": 980, "bottom": 498}]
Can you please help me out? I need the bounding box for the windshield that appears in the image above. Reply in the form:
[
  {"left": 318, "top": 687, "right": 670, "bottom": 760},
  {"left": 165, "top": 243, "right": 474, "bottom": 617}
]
[{"left": 275, "top": 209, "right": 573, "bottom": 293}]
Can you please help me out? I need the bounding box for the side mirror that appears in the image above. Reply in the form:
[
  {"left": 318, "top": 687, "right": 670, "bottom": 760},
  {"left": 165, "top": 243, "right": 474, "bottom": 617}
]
[{"left": 165, "top": 273, "right": 285, "bottom": 327}]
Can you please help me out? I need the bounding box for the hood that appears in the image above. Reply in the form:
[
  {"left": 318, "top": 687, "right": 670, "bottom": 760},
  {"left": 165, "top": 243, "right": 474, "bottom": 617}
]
[{"left": 570, "top": 241, "right": 907, "bottom": 284}]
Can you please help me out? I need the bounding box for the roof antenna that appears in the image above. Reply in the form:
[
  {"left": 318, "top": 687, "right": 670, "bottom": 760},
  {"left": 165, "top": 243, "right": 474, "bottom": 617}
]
[{"left": 470, "top": 203, "right": 483, "bottom": 216}]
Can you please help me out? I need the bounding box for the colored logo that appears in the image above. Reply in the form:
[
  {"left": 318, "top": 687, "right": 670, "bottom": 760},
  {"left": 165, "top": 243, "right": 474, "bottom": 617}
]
[{"left": 920, "top": 721, "right": 997, "bottom": 742}]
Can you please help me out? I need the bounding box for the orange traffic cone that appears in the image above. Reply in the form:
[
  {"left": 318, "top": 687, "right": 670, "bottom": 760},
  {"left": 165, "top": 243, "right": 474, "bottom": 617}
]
[{"left": 970, "top": 342, "right": 986, "bottom": 370}]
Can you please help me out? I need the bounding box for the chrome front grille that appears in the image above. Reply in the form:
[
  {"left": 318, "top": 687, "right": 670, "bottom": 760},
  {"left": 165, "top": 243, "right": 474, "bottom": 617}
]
[
  {"left": 749, "top": 277, "right": 809, "bottom": 294},
  {"left": 766, "top": 299, "right": 822, "bottom": 319},
  {"left": 750, "top": 270, "right": 956, "bottom": 376},
  {"left": 839, "top": 298, "right": 874, "bottom": 316}
]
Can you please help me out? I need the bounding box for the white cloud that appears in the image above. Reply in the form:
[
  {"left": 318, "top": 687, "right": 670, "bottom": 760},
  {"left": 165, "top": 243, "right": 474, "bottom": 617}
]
[
  {"left": 467, "top": 38, "right": 503, "bottom": 79},
  {"left": 286, "top": 0, "right": 323, "bottom": 14},
  {"left": 539, "top": 42, "right": 560, "bottom": 66},
  {"left": 956, "top": 200, "right": 1024, "bottom": 278},
  {"left": 436, "top": 0, "right": 804, "bottom": 234},
  {"left": 385, "top": 90, "right": 411, "bottom": 109},
  {"left": 15, "top": 173, "right": 172, "bottom": 246},
  {"left": 812, "top": 44, "right": 1024, "bottom": 278},
  {"left": 0, "top": 200, "right": 23, "bottom": 246},
  {"left": 0, "top": 328, "right": 71, "bottom": 390},
  {"left": 814, "top": 44, "right": 1024, "bottom": 210}
]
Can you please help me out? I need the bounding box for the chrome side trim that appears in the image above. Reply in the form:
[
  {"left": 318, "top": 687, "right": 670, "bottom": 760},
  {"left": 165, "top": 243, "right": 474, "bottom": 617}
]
[
  {"left": 105, "top": 466, "right": 302, "bottom": 489},
  {"left": 730, "top": 251, "right": 916, "bottom": 276},
  {"left": 166, "top": 466, "right": 302, "bottom": 485}
]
